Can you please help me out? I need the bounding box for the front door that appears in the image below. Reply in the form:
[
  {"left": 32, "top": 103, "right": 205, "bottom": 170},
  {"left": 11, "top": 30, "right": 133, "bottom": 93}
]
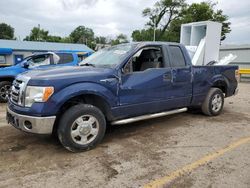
[{"left": 118, "top": 45, "right": 174, "bottom": 118}]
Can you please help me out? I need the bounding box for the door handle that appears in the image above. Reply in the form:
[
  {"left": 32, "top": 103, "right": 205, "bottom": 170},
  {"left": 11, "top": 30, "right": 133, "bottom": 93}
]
[{"left": 163, "top": 73, "right": 172, "bottom": 81}]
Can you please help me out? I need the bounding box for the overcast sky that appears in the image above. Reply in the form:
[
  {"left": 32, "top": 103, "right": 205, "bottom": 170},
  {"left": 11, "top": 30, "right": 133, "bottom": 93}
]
[{"left": 0, "top": 0, "right": 249, "bottom": 44}]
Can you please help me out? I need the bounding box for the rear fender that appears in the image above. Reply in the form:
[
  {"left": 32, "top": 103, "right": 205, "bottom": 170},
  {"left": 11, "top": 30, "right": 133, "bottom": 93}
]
[{"left": 210, "top": 74, "right": 229, "bottom": 94}]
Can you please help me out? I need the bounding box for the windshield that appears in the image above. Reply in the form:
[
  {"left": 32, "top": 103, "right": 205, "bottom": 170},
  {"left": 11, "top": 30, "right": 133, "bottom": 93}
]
[{"left": 79, "top": 43, "right": 134, "bottom": 68}]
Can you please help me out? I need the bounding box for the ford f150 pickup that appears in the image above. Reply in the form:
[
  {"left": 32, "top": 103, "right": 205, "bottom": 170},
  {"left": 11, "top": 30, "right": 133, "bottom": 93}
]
[
  {"left": 6, "top": 42, "right": 239, "bottom": 152},
  {"left": 0, "top": 52, "right": 90, "bottom": 102}
]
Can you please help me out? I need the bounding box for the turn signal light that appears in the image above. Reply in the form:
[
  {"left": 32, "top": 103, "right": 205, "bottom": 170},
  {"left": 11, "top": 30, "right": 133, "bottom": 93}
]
[{"left": 42, "top": 87, "right": 54, "bottom": 102}]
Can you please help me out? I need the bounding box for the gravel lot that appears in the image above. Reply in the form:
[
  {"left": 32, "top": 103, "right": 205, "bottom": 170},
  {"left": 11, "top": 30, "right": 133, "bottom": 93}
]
[{"left": 0, "top": 83, "right": 249, "bottom": 188}]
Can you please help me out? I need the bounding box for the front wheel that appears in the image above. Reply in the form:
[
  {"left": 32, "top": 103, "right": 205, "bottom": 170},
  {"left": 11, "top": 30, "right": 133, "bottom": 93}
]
[
  {"left": 201, "top": 88, "right": 224, "bottom": 116},
  {"left": 57, "top": 104, "right": 106, "bottom": 152},
  {"left": 0, "top": 81, "right": 12, "bottom": 103}
]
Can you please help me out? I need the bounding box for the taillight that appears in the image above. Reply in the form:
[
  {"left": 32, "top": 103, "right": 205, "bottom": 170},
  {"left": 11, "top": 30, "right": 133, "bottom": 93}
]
[{"left": 235, "top": 69, "right": 240, "bottom": 82}]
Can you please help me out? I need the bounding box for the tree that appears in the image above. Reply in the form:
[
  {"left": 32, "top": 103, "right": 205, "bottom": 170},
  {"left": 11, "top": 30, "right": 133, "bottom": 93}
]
[
  {"left": 69, "top": 26, "right": 95, "bottom": 44},
  {"left": 111, "top": 34, "right": 129, "bottom": 45},
  {"left": 132, "top": 1, "right": 231, "bottom": 42},
  {"left": 132, "top": 29, "right": 156, "bottom": 41},
  {"left": 95, "top": 36, "right": 107, "bottom": 44},
  {"left": 61, "top": 36, "right": 73, "bottom": 43},
  {"left": 169, "top": 2, "right": 231, "bottom": 41},
  {"left": 212, "top": 9, "right": 231, "bottom": 41},
  {"left": 24, "top": 26, "right": 49, "bottom": 41},
  {"left": 47, "top": 35, "right": 63, "bottom": 43},
  {"left": 24, "top": 26, "right": 72, "bottom": 43},
  {"left": 143, "top": 0, "right": 186, "bottom": 39},
  {"left": 0, "top": 23, "right": 15, "bottom": 40}
]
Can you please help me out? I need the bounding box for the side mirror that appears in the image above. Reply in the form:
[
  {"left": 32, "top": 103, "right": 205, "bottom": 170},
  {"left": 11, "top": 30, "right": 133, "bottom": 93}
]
[
  {"left": 22, "top": 62, "right": 29, "bottom": 68},
  {"left": 122, "top": 63, "right": 131, "bottom": 74}
]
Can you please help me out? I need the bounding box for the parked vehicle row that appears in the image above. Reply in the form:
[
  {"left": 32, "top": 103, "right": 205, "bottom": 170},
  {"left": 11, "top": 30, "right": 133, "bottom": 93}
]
[{"left": 6, "top": 42, "right": 238, "bottom": 152}]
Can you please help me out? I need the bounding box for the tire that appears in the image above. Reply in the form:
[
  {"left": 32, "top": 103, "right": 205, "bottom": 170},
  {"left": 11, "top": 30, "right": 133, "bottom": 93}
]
[
  {"left": 57, "top": 104, "right": 106, "bottom": 152},
  {"left": 0, "top": 81, "right": 12, "bottom": 103},
  {"left": 201, "top": 88, "right": 224, "bottom": 116}
]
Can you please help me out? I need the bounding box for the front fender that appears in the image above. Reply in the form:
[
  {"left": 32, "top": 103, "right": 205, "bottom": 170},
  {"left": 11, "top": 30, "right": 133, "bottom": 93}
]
[
  {"left": 0, "top": 68, "right": 25, "bottom": 79},
  {"left": 43, "top": 82, "right": 118, "bottom": 115}
]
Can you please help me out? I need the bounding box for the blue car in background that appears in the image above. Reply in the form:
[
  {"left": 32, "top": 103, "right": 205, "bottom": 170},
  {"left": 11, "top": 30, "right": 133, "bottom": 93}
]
[{"left": 0, "top": 51, "right": 92, "bottom": 102}]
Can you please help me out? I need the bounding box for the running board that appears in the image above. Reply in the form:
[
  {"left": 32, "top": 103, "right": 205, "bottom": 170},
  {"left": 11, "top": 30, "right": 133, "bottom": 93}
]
[{"left": 111, "top": 108, "right": 187, "bottom": 125}]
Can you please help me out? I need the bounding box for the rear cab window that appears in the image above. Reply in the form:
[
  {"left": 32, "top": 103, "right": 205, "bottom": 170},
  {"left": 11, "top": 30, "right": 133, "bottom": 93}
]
[{"left": 168, "top": 46, "right": 186, "bottom": 68}]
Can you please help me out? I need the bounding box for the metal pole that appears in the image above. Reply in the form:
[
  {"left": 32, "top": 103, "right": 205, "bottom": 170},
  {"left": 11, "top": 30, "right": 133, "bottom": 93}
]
[
  {"left": 153, "top": 18, "right": 156, "bottom": 42},
  {"left": 38, "top": 24, "right": 40, "bottom": 41}
]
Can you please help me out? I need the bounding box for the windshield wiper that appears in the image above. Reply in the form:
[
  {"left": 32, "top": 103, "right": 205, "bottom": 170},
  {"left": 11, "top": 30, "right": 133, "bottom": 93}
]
[{"left": 80, "top": 63, "right": 95, "bottom": 67}]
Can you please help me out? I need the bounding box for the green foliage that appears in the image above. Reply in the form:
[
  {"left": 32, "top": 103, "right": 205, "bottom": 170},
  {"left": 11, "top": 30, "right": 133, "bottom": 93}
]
[
  {"left": 47, "top": 36, "right": 63, "bottom": 43},
  {"left": 22, "top": 25, "right": 123, "bottom": 49},
  {"left": 169, "top": 2, "right": 231, "bottom": 41},
  {"left": 24, "top": 26, "right": 74, "bottom": 44},
  {"left": 132, "top": 29, "right": 155, "bottom": 41},
  {"left": 111, "top": 34, "right": 129, "bottom": 45},
  {"left": 69, "top": 26, "right": 95, "bottom": 44},
  {"left": 212, "top": 9, "right": 231, "bottom": 41},
  {"left": 142, "top": 0, "right": 186, "bottom": 38},
  {"left": 0, "top": 23, "right": 15, "bottom": 40},
  {"left": 24, "top": 27, "right": 49, "bottom": 41},
  {"left": 95, "top": 36, "right": 107, "bottom": 44},
  {"left": 132, "top": 1, "right": 231, "bottom": 42}
]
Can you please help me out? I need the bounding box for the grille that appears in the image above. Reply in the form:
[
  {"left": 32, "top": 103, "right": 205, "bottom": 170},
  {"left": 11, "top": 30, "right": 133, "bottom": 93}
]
[
  {"left": 11, "top": 79, "right": 23, "bottom": 105},
  {"left": 10, "top": 75, "right": 30, "bottom": 106}
]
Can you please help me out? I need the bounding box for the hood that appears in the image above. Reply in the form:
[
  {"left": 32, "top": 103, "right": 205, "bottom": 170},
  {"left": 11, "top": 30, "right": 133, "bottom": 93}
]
[
  {"left": 0, "top": 64, "right": 25, "bottom": 77},
  {"left": 21, "top": 66, "right": 115, "bottom": 89},
  {"left": 22, "top": 66, "right": 112, "bottom": 80}
]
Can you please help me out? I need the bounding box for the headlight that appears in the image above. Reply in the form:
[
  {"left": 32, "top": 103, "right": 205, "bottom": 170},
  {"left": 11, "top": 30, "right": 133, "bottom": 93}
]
[{"left": 25, "top": 86, "right": 54, "bottom": 107}]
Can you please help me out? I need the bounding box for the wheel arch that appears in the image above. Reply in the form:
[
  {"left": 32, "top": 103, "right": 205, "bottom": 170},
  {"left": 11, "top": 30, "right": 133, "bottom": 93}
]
[
  {"left": 0, "top": 76, "right": 15, "bottom": 83},
  {"left": 212, "top": 79, "right": 229, "bottom": 97},
  {"left": 210, "top": 73, "right": 231, "bottom": 96},
  {"left": 52, "top": 92, "right": 115, "bottom": 135},
  {"left": 57, "top": 93, "right": 113, "bottom": 120}
]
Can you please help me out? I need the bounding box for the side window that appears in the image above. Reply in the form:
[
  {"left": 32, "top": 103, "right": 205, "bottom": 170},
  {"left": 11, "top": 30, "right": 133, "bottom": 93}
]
[
  {"left": 63, "top": 54, "right": 74, "bottom": 63},
  {"left": 28, "top": 55, "right": 50, "bottom": 67},
  {"left": 124, "top": 47, "right": 164, "bottom": 74},
  {"left": 169, "top": 46, "right": 186, "bottom": 67},
  {"left": 57, "top": 53, "right": 74, "bottom": 64}
]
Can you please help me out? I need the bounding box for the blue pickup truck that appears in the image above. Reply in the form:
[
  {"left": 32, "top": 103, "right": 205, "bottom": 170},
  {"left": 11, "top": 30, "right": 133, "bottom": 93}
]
[
  {"left": 6, "top": 42, "right": 239, "bottom": 152},
  {"left": 0, "top": 52, "right": 85, "bottom": 102}
]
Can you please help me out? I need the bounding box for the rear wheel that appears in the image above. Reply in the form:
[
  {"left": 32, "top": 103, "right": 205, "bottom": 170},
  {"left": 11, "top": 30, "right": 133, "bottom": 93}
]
[
  {"left": 57, "top": 104, "right": 106, "bottom": 152},
  {"left": 0, "top": 81, "right": 12, "bottom": 103},
  {"left": 201, "top": 88, "right": 224, "bottom": 116}
]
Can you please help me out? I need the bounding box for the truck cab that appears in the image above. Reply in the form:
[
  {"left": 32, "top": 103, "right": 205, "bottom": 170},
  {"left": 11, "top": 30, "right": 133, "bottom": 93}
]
[{"left": 6, "top": 42, "right": 238, "bottom": 152}]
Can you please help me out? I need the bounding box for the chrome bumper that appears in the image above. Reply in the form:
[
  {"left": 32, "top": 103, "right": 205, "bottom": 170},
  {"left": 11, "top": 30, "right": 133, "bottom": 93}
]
[{"left": 6, "top": 107, "right": 56, "bottom": 134}]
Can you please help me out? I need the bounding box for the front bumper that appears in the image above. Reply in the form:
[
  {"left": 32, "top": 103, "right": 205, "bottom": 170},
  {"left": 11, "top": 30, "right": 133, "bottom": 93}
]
[
  {"left": 6, "top": 106, "right": 56, "bottom": 135},
  {"left": 234, "top": 88, "right": 239, "bottom": 96}
]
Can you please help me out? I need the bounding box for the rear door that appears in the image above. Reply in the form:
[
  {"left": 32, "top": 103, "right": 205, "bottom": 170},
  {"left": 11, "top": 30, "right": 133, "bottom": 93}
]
[{"left": 167, "top": 45, "right": 192, "bottom": 107}]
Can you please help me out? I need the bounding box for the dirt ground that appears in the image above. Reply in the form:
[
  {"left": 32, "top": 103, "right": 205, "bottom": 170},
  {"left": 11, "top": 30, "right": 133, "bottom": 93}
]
[{"left": 0, "top": 83, "right": 250, "bottom": 188}]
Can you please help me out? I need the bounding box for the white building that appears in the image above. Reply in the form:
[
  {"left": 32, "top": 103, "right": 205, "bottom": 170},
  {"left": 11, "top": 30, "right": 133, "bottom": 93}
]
[{"left": 220, "top": 44, "right": 250, "bottom": 69}]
